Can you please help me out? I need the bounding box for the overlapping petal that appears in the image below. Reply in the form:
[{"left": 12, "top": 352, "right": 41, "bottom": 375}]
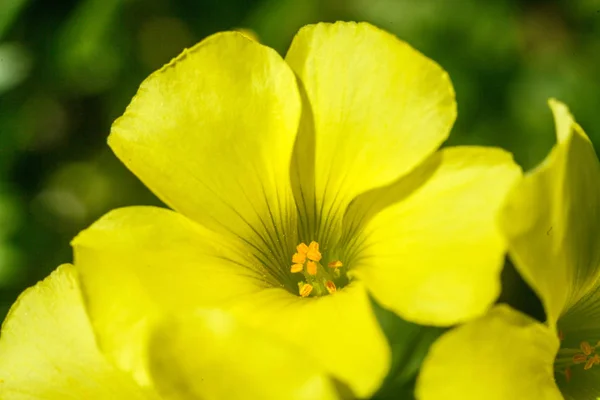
[
  {"left": 148, "top": 309, "right": 339, "bottom": 400},
  {"left": 226, "top": 282, "right": 390, "bottom": 398},
  {"left": 73, "top": 206, "right": 388, "bottom": 398},
  {"left": 71, "top": 206, "right": 267, "bottom": 386},
  {"left": 69, "top": 21, "right": 537, "bottom": 399},
  {"left": 416, "top": 305, "right": 562, "bottom": 400},
  {"left": 109, "top": 31, "right": 301, "bottom": 246},
  {"left": 500, "top": 100, "right": 600, "bottom": 327},
  {"left": 285, "top": 21, "right": 456, "bottom": 225},
  {"left": 349, "top": 147, "right": 521, "bottom": 325},
  {"left": 0, "top": 265, "right": 158, "bottom": 400}
]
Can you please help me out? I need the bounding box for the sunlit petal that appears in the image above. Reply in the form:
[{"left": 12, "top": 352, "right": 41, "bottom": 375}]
[
  {"left": 350, "top": 147, "right": 521, "bottom": 325},
  {"left": 109, "top": 31, "right": 301, "bottom": 247},
  {"left": 0, "top": 265, "right": 158, "bottom": 399},
  {"left": 148, "top": 309, "right": 339, "bottom": 400},
  {"left": 416, "top": 305, "right": 561, "bottom": 400},
  {"left": 72, "top": 206, "right": 267, "bottom": 386},
  {"left": 227, "top": 282, "right": 390, "bottom": 398},
  {"left": 500, "top": 99, "right": 600, "bottom": 327},
  {"left": 286, "top": 21, "right": 456, "bottom": 229}
]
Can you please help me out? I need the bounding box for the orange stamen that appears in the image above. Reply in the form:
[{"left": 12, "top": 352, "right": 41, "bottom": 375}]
[
  {"left": 558, "top": 330, "right": 564, "bottom": 341},
  {"left": 325, "top": 280, "right": 337, "bottom": 294},
  {"left": 292, "top": 252, "right": 306, "bottom": 264},
  {"left": 306, "top": 241, "right": 322, "bottom": 261},
  {"left": 573, "top": 353, "right": 588, "bottom": 364},
  {"left": 585, "top": 356, "right": 597, "bottom": 370},
  {"left": 307, "top": 261, "right": 317, "bottom": 276},
  {"left": 297, "top": 242, "right": 309, "bottom": 254},
  {"left": 328, "top": 260, "right": 343, "bottom": 268},
  {"left": 565, "top": 367, "right": 572, "bottom": 383},
  {"left": 299, "top": 283, "right": 313, "bottom": 297},
  {"left": 581, "top": 341, "right": 593, "bottom": 356},
  {"left": 291, "top": 263, "right": 304, "bottom": 273}
]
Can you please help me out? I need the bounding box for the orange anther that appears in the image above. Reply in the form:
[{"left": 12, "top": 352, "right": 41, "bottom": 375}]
[
  {"left": 558, "top": 330, "right": 564, "bottom": 341},
  {"left": 291, "top": 263, "right": 304, "bottom": 273},
  {"left": 297, "top": 243, "right": 309, "bottom": 254},
  {"left": 581, "top": 341, "right": 593, "bottom": 356},
  {"left": 573, "top": 353, "right": 588, "bottom": 364},
  {"left": 325, "top": 280, "right": 337, "bottom": 294},
  {"left": 565, "top": 367, "right": 572, "bottom": 383},
  {"left": 307, "top": 261, "right": 317, "bottom": 276},
  {"left": 585, "top": 355, "right": 597, "bottom": 370},
  {"left": 328, "top": 260, "right": 343, "bottom": 268},
  {"left": 307, "top": 241, "right": 322, "bottom": 261},
  {"left": 299, "top": 283, "right": 313, "bottom": 297},
  {"left": 292, "top": 252, "right": 306, "bottom": 264}
]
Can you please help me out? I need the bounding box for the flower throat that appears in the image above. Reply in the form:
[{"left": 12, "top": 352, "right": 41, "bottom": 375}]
[
  {"left": 555, "top": 331, "right": 600, "bottom": 384},
  {"left": 288, "top": 241, "right": 346, "bottom": 297}
]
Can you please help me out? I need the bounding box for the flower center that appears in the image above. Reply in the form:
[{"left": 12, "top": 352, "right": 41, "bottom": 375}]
[
  {"left": 555, "top": 331, "right": 600, "bottom": 383},
  {"left": 289, "top": 241, "right": 345, "bottom": 297}
]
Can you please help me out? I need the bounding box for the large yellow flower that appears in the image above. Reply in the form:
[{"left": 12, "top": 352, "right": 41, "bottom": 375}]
[
  {"left": 71, "top": 22, "right": 520, "bottom": 397},
  {"left": 416, "top": 100, "right": 600, "bottom": 400},
  {"left": 0, "top": 265, "right": 339, "bottom": 399}
]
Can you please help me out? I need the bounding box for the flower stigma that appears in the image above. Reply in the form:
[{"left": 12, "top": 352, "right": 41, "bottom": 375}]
[{"left": 290, "top": 241, "right": 344, "bottom": 297}]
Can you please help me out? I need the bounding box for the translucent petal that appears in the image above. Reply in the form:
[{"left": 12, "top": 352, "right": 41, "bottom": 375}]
[
  {"left": 71, "top": 206, "right": 267, "bottom": 386},
  {"left": 500, "top": 99, "right": 600, "bottom": 327},
  {"left": 148, "top": 309, "right": 339, "bottom": 400},
  {"left": 286, "top": 21, "right": 456, "bottom": 232},
  {"left": 416, "top": 305, "right": 562, "bottom": 400},
  {"left": 226, "top": 282, "right": 390, "bottom": 398},
  {"left": 0, "top": 265, "right": 158, "bottom": 400},
  {"left": 109, "top": 31, "right": 300, "bottom": 251},
  {"left": 349, "top": 147, "right": 521, "bottom": 325}
]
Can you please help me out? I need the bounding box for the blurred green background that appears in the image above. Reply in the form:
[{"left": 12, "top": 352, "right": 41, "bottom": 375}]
[{"left": 0, "top": 0, "right": 599, "bottom": 320}]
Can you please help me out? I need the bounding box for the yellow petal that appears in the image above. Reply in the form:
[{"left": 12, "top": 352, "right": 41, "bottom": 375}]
[
  {"left": 148, "top": 309, "right": 339, "bottom": 400},
  {"left": 416, "top": 305, "right": 562, "bottom": 400},
  {"left": 0, "top": 265, "right": 158, "bottom": 400},
  {"left": 550, "top": 98, "right": 573, "bottom": 143},
  {"left": 226, "top": 281, "right": 390, "bottom": 398},
  {"left": 286, "top": 21, "right": 456, "bottom": 224},
  {"left": 109, "top": 31, "right": 301, "bottom": 245},
  {"left": 71, "top": 206, "right": 267, "bottom": 386},
  {"left": 500, "top": 99, "right": 600, "bottom": 327},
  {"left": 349, "top": 147, "right": 521, "bottom": 326}
]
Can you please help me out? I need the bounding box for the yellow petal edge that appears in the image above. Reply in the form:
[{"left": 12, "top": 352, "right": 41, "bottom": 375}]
[
  {"left": 0, "top": 265, "right": 158, "bottom": 400},
  {"left": 416, "top": 305, "right": 562, "bottom": 400},
  {"left": 500, "top": 99, "right": 600, "bottom": 327}
]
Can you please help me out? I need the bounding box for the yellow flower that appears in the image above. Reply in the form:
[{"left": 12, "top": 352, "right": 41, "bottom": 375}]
[
  {"left": 71, "top": 22, "right": 520, "bottom": 397},
  {"left": 416, "top": 100, "right": 600, "bottom": 400},
  {"left": 0, "top": 265, "right": 339, "bottom": 399}
]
